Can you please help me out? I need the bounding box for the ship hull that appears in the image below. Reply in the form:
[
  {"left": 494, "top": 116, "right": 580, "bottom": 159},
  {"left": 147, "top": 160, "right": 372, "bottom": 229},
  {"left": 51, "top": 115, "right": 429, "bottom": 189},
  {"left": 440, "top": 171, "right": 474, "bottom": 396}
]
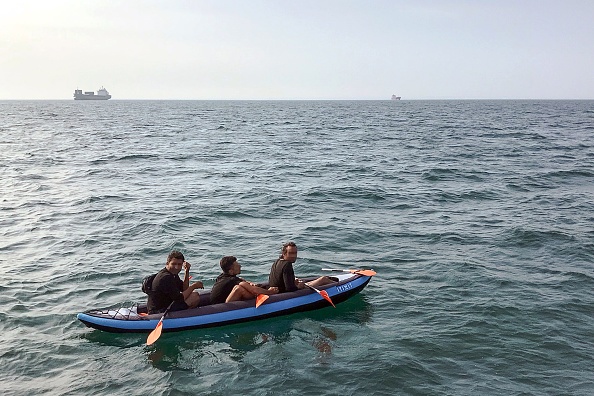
[{"left": 74, "top": 95, "right": 111, "bottom": 100}]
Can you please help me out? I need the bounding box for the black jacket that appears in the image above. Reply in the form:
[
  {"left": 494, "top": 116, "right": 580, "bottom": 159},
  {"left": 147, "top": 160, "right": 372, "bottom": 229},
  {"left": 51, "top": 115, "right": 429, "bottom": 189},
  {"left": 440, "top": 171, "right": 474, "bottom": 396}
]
[
  {"left": 268, "top": 259, "right": 297, "bottom": 293},
  {"left": 147, "top": 268, "right": 184, "bottom": 313}
]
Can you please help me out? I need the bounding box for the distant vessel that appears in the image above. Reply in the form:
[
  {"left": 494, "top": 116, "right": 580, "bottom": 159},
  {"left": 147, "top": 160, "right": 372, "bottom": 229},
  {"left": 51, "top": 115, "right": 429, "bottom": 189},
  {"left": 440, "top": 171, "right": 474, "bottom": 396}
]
[
  {"left": 73, "top": 87, "right": 111, "bottom": 100},
  {"left": 391, "top": 95, "right": 401, "bottom": 100}
]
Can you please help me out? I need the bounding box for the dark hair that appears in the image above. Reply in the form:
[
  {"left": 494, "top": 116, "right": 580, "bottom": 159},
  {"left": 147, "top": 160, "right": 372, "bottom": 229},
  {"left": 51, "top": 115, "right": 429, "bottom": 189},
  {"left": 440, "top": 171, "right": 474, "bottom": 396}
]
[
  {"left": 220, "top": 256, "right": 237, "bottom": 273},
  {"left": 280, "top": 241, "right": 297, "bottom": 258},
  {"left": 167, "top": 250, "right": 185, "bottom": 263}
]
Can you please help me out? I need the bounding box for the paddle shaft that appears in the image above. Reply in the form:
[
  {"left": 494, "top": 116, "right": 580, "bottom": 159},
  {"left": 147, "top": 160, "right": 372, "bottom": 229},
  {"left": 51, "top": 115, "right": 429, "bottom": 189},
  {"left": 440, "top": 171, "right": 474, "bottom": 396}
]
[{"left": 321, "top": 268, "right": 376, "bottom": 276}]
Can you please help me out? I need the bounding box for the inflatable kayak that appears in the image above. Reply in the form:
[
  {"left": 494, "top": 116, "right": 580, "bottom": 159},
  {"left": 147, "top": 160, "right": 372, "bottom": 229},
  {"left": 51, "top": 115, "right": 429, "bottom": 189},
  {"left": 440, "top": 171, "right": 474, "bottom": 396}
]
[{"left": 77, "top": 271, "right": 374, "bottom": 334}]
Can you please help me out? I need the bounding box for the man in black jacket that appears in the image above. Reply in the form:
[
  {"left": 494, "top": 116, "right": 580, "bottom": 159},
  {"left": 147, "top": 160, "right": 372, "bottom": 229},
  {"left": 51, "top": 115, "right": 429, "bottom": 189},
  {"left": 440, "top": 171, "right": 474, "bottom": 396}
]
[
  {"left": 211, "top": 256, "right": 278, "bottom": 304},
  {"left": 268, "top": 242, "right": 334, "bottom": 293},
  {"left": 147, "top": 250, "right": 204, "bottom": 314}
]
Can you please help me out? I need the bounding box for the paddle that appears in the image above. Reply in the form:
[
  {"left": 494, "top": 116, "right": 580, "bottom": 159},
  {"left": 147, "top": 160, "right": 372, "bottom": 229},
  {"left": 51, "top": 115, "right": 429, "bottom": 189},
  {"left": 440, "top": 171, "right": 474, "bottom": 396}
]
[
  {"left": 321, "top": 268, "right": 377, "bottom": 277},
  {"left": 305, "top": 284, "right": 336, "bottom": 308},
  {"left": 146, "top": 302, "right": 173, "bottom": 346},
  {"left": 255, "top": 294, "right": 269, "bottom": 308}
]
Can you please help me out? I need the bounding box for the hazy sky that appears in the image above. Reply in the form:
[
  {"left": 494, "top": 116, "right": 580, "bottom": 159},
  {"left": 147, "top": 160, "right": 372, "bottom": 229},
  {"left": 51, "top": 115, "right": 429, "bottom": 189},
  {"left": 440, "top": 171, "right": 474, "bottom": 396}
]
[{"left": 2, "top": 0, "right": 593, "bottom": 100}]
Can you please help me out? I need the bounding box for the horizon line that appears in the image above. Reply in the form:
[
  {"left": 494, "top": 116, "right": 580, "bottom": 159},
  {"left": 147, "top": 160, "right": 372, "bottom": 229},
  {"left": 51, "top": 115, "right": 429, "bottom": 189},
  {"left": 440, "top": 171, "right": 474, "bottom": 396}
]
[{"left": 2, "top": 98, "right": 594, "bottom": 101}]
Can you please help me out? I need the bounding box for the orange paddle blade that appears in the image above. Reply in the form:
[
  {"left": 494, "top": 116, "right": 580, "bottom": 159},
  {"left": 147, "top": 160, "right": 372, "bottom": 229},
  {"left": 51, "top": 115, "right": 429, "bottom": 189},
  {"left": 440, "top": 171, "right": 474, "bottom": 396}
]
[
  {"left": 255, "top": 294, "right": 269, "bottom": 308},
  {"left": 319, "top": 290, "right": 336, "bottom": 308},
  {"left": 353, "top": 269, "right": 376, "bottom": 276},
  {"left": 146, "top": 320, "right": 163, "bottom": 346},
  {"left": 305, "top": 284, "right": 336, "bottom": 308}
]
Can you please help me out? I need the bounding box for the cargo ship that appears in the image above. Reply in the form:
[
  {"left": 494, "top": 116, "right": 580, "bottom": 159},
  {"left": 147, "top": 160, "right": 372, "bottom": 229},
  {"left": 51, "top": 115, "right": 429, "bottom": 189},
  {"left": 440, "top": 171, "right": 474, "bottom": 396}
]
[
  {"left": 391, "top": 95, "right": 401, "bottom": 100},
  {"left": 73, "top": 87, "right": 111, "bottom": 100}
]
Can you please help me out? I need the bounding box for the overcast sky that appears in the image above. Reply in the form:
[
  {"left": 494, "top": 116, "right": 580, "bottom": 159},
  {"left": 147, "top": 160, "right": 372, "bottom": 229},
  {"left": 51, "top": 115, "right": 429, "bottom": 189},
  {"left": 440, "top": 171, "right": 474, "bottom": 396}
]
[{"left": 1, "top": 0, "right": 593, "bottom": 100}]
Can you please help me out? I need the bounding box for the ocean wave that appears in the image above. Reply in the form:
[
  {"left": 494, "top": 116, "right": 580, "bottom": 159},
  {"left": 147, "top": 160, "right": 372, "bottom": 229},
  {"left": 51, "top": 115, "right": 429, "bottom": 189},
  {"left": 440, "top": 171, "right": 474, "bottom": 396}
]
[
  {"left": 433, "top": 189, "right": 503, "bottom": 202},
  {"left": 500, "top": 227, "right": 577, "bottom": 248}
]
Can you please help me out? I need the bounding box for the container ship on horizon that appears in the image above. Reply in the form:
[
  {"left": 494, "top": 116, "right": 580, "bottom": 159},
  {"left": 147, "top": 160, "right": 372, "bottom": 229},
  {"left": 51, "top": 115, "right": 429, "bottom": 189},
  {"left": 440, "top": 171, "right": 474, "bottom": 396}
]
[{"left": 73, "top": 87, "right": 111, "bottom": 100}]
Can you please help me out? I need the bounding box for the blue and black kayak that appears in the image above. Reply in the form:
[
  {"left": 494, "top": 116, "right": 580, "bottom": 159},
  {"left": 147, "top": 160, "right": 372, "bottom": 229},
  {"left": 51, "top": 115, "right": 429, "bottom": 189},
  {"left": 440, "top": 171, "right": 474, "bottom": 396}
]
[{"left": 77, "top": 271, "right": 374, "bottom": 334}]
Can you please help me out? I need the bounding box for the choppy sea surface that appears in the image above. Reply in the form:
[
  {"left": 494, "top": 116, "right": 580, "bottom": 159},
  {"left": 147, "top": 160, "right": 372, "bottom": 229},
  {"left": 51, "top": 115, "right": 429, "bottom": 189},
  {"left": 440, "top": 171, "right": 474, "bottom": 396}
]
[{"left": 1, "top": 100, "right": 593, "bottom": 395}]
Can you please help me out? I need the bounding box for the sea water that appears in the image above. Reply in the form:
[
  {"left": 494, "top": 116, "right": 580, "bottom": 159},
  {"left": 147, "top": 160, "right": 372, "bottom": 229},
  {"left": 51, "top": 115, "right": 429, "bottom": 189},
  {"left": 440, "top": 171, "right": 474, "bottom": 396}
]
[{"left": 1, "top": 100, "right": 593, "bottom": 395}]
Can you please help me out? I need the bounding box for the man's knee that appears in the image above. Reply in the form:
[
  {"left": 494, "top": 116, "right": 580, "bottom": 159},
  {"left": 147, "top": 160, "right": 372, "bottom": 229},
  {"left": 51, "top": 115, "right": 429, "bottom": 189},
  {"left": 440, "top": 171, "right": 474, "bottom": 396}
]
[{"left": 186, "top": 292, "right": 200, "bottom": 308}]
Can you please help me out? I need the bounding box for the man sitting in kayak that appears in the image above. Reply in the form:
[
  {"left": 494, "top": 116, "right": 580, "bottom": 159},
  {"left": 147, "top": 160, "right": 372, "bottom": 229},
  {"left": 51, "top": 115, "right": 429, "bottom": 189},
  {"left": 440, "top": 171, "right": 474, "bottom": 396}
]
[
  {"left": 147, "top": 250, "right": 204, "bottom": 314},
  {"left": 210, "top": 256, "right": 278, "bottom": 304},
  {"left": 268, "top": 242, "right": 335, "bottom": 293}
]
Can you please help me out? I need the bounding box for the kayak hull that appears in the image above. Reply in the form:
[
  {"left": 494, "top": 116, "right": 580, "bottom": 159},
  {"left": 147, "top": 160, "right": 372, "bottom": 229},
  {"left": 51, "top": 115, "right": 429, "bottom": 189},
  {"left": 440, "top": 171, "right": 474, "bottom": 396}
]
[{"left": 77, "top": 273, "right": 372, "bottom": 333}]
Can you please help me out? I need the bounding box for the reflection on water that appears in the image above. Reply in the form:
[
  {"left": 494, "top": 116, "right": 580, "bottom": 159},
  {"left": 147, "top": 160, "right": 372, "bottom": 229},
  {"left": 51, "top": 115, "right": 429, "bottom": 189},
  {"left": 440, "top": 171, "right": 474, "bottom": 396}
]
[
  {"left": 313, "top": 326, "right": 336, "bottom": 355},
  {"left": 81, "top": 330, "right": 145, "bottom": 349}
]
